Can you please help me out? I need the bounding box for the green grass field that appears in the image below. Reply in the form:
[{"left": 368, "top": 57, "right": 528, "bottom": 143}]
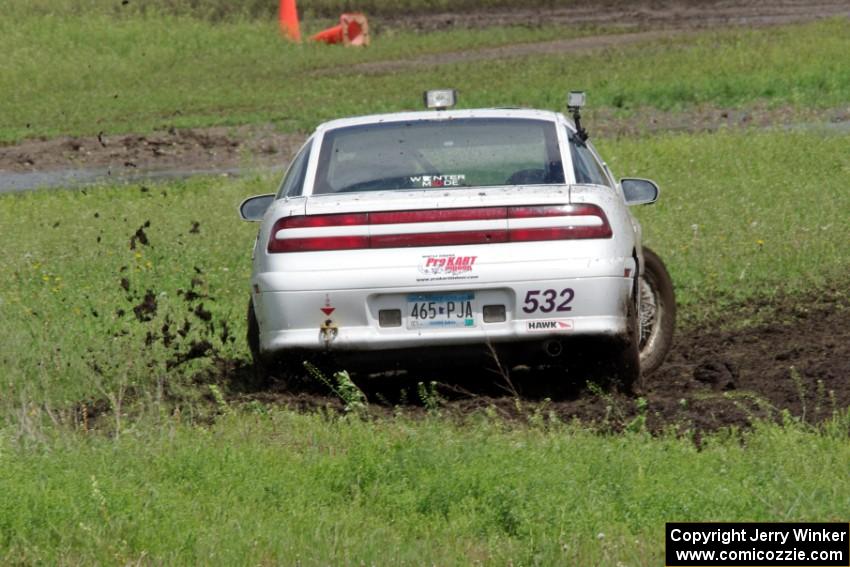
[
  {"left": 2, "top": 413, "right": 848, "bottom": 565},
  {"left": 2, "top": 14, "right": 849, "bottom": 142},
  {"left": 0, "top": 11, "right": 614, "bottom": 143},
  {"left": 2, "top": 7, "right": 850, "bottom": 564},
  {"left": 2, "top": 130, "right": 847, "bottom": 406}
]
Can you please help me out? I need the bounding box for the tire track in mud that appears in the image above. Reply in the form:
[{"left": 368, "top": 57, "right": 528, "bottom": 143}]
[
  {"left": 310, "top": 30, "right": 680, "bottom": 77},
  {"left": 219, "top": 289, "right": 850, "bottom": 434},
  {"left": 381, "top": 0, "right": 850, "bottom": 32},
  {"left": 634, "top": 289, "right": 850, "bottom": 432}
]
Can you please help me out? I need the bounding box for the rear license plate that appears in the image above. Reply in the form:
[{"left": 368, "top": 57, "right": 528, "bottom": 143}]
[{"left": 406, "top": 292, "right": 476, "bottom": 329}]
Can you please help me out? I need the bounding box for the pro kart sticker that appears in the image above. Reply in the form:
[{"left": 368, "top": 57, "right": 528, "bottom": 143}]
[
  {"left": 417, "top": 253, "right": 479, "bottom": 282},
  {"left": 525, "top": 319, "right": 574, "bottom": 332},
  {"left": 409, "top": 174, "right": 466, "bottom": 188}
]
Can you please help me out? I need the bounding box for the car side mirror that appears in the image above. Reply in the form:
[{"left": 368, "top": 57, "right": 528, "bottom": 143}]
[
  {"left": 239, "top": 194, "right": 275, "bottom": 221},
  {"left": 621, "top": 178, "right": 660, "bottom": 206}
]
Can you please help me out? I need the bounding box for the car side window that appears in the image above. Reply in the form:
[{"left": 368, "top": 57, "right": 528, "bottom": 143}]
[
  {"left": 276, "top": 141, "right": 312, "bottom": 198},
  {"left": 568, "top": 134, "right": 611, "bottom": 187}
]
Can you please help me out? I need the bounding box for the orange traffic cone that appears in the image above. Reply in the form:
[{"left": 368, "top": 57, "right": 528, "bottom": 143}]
[
  {"left": 311, "top": 13, "right": 370, "bottom": 46},
  {"left": 279, "top": 0, "right": 301, "bottom": 42}
]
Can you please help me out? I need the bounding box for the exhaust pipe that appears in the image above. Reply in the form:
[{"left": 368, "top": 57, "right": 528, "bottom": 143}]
[{"left": 543, "top": 339, "right": 563, "bottom": 358}]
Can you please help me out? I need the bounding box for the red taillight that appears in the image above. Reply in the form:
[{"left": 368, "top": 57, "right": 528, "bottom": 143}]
[
  {"left": 277, "top": 213, "right": 368, "bottom": 229},
  {"left": 267, "top": 213, "right": 369, "bottom": 252},
  {"left": 267, "top": 204, "right": 611, "bottom": 253},
  {"left": 508, "top": 204, "right": 612, "bottom": 240},
  {"left": 269, "top": 235, "right": 370, "bottom": 253},
  {"left": 509, "top": 225, "right": 613, "bottom": 241}
]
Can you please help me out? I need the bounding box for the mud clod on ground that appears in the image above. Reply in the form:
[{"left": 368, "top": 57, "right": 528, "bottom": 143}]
[
  {"left": 193, "top": 303, "right": 212, "bottom": 322},
  {"left": 132, "top": 290, "right": 157, "bottom": 322},
  {"left": 129, "top": 220, "right": 151, "bottom": 250},
  {"left": 167, "top": 340, "right": 214, "bottom": 370}
]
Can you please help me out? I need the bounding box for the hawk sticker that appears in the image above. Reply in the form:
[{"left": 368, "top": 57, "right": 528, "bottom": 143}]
[{"left": 525, "top": 319, "right": 574, "bottom": 332}]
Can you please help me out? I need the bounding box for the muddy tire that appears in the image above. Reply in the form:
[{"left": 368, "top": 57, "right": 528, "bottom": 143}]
[
  {"left": 638, "top": 248, "right": 676, "bottom": 375},
  {"left": 609, "top": 296, "right": 641, "bottom": 391},
  {"left": 571, "top": 299, "right": 640, "bottom": 394},
  {"left": 247, "top": 298, "right": 311, "bottom": 390},
  {"left": 246, "top": 298, "right": 272, "bottom": 389}
]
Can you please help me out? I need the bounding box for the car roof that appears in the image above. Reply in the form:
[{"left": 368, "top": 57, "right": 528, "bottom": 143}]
[{"left": 314, "top": 108, "right": 572, "bottom": 133}]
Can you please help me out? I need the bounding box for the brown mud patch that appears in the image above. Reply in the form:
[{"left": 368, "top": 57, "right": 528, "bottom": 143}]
[
  {"left": 0, "top": 124, "right": 303, "bottom": 176},
  {"left": 632, "top": 288, "right": 850, "bottom": 432},
  {"left": 221, "top": 289, "right": 850, "bottom": 434},
  {"left": 588, "top": 104, "right": 850, "bottom": 139}
]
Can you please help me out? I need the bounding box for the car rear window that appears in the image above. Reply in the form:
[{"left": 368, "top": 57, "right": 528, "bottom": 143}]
[{"left": 312, "top": 118, "right": 564, "bottom": 194}]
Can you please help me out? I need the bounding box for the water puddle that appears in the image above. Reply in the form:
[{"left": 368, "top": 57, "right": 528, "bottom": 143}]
[
  {"left": 782, "top": 119, "right": 850, "bottom": 134},
  {"left": 0, "top": 165, "right": 276, "bottom": 194}
]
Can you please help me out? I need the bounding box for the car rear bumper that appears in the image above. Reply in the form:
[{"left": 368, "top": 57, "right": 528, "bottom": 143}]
[{"left": 254, "top": 274, "right": 633, "bottom": 353}]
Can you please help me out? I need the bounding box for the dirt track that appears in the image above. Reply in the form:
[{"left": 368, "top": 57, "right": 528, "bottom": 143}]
[
  {"left": 0, "top": 125, "right": 302, "bottom": 183},
  {"left": 383, "top": 0, "right": 850, "bottom": 31}
]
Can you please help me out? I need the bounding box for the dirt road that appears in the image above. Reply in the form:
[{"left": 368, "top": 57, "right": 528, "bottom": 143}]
[{"left": 385, "top": 0, "right": 850, "bottom": 31}]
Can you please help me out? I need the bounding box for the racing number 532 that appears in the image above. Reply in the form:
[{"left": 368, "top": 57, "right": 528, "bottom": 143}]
[{"left": 522, "top": 288, "right": 574, "bottom": 313}]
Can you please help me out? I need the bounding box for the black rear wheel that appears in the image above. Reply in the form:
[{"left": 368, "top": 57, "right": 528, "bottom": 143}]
[
  {"left": 638, "top": 248, "right": 676, "bottom": 375},
  {"left": 247, "top": 298, "right": 322, "bottom": 390},
  {"left": 561, "top": 299, "right": 640, "bottom": 394},
  {"left": 607, "top": 294, "right": 641, "bottom": 392},
  {"left": 246, "top": 297, "right": 272, "bottom": 389}
]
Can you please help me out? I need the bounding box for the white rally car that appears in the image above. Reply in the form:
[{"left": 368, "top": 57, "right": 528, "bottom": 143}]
[{"left": 240, "top": 91, "right": 675, "bottom": 389}]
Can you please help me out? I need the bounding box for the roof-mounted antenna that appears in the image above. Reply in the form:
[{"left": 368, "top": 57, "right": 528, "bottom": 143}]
[{"left": 567, "top": 91, "right": 589, "bottom": 142}]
